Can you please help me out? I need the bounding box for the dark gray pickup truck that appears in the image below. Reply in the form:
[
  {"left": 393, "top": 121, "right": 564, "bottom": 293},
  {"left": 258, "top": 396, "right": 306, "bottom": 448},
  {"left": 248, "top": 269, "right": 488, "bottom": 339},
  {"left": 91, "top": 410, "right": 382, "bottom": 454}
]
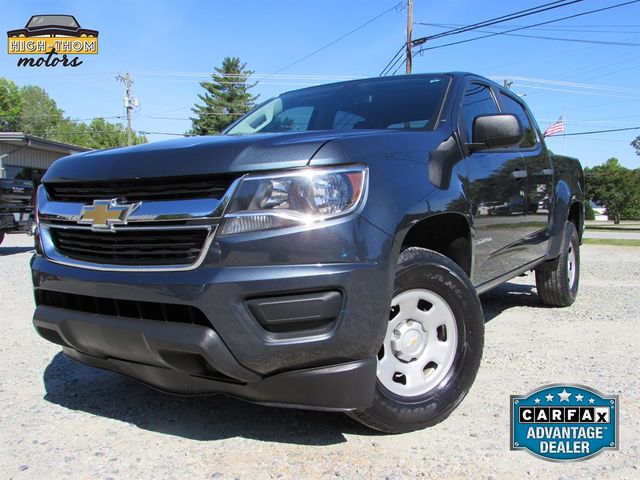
[{"left": 31, "top": 73, "right": 584, "bottom": 433}]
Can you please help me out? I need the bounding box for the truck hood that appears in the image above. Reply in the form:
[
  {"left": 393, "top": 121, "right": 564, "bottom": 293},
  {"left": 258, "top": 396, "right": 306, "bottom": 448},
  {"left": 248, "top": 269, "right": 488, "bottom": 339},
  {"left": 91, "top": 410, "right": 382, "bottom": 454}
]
[{"left": 43, "top": 130, "right": 398, "bottom": 182}]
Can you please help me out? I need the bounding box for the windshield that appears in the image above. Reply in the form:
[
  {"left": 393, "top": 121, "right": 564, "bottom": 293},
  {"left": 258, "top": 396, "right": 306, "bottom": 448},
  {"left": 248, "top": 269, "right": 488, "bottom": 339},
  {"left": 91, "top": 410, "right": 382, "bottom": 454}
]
[
  {"left": 27, "top": 15, "right": 79, "bottom": 28},
  {"left": 225, "top": 75, "right": 449, "bottom": 135}
]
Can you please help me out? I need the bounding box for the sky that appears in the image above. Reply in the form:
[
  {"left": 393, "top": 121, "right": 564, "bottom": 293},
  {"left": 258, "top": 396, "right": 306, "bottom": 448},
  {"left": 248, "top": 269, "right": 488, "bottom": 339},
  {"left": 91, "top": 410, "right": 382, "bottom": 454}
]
[{"left": 1, "top": 0, "right": 639, "bottom": 168}]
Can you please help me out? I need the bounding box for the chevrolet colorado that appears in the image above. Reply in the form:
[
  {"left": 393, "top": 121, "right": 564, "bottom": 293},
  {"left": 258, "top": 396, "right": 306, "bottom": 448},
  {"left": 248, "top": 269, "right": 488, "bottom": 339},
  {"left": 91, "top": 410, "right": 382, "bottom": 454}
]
[{"left": 31, "top": 73, "right": 584, "bottom": 433}]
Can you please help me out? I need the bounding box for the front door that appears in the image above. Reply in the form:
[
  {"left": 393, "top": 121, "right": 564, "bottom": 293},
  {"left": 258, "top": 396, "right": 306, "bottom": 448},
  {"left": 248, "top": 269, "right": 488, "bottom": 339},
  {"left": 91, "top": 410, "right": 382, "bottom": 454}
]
[{"left": 458, "top": 82, "right": 529, "bottom": 286}]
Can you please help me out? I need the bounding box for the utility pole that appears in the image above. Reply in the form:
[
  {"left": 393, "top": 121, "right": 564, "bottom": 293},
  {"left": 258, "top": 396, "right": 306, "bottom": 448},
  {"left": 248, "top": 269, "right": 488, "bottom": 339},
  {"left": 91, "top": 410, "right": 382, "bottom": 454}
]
[
  {"left": 116, "top": 72, "right": 135, "bottom": 146},
  {"left": 406, "top": 0, "right": 413, "bottom": 74}
]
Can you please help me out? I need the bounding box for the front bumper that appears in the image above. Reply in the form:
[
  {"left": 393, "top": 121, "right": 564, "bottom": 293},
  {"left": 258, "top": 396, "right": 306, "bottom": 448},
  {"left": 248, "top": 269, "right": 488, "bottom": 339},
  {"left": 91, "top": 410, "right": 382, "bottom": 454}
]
[
  {"left": 34, "top": 305, "right": 376, "bottom": 410},
  {"left": 31, "top": 215, "right": 394, "bottom": 410}
]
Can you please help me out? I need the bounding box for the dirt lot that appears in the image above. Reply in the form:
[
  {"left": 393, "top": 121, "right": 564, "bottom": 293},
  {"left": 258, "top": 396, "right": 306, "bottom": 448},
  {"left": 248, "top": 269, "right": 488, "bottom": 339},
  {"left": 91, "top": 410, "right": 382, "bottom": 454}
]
[{"left": 1, "top": 233, "right": 638, "bottom": 479}]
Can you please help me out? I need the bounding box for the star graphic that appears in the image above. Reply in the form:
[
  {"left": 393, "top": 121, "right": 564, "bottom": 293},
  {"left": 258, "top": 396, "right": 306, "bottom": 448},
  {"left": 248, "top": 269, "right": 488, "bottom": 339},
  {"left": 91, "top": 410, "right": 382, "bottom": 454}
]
[
  {"left": 534, "top": 398, "right": 541, "bottom": 404},
  {"left": 575, "top": 394, "right": 584, "bottom": 402},
  {"left": 545, "top": 393, "right": 554, "bottom": 402},
  {"left": 558, "top": 389, "right": 571, "bottom": 402},
  {"left": 589, "top": 398, "right": 595, "bottom": 404}
]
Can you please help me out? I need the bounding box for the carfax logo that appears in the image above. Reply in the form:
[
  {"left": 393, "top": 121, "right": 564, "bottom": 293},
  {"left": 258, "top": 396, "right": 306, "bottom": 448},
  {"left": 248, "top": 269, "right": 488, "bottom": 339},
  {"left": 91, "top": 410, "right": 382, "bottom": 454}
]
[
  {"left": 511, "top": 384, "right": 618, "bottom": 462},
  {"left": 7, "top": 14, "right": 98, "bottom": 67}
]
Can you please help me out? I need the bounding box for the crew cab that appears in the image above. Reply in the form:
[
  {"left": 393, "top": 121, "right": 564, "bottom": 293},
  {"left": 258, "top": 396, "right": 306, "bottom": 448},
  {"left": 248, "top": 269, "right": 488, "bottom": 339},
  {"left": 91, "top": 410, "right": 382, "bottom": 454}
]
[{"left": 31, "top": 73, "right": 584, "bottom": 433}]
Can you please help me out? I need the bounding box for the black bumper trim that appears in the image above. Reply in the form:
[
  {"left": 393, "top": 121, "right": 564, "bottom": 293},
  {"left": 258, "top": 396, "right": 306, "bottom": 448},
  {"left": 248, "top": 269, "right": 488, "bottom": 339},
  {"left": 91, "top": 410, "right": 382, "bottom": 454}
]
[
  {"left": 33, "top": 305, "right": 261, "bottom": 383},
  {"left": 34, "top": 304, "right": 378, "bottom": 410},
  {"left": 64, "top": 348, "right": 376, "bottom": 411}
]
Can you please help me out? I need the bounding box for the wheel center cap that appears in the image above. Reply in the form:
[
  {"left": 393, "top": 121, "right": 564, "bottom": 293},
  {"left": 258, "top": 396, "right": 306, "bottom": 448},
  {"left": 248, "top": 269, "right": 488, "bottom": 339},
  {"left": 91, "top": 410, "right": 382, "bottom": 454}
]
[{"left": 390, "top": 321, "right": 426, "bottom": 361}]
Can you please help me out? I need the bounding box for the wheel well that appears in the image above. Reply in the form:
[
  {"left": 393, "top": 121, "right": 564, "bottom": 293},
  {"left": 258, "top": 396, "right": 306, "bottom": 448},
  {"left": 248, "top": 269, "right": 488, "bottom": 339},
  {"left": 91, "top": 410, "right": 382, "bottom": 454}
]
[
  {"left": 568, "top": 201, "right": 583, "bottom": 239},
  {"left": 401, "top": 213, "right": 472, "bottom": 277}
]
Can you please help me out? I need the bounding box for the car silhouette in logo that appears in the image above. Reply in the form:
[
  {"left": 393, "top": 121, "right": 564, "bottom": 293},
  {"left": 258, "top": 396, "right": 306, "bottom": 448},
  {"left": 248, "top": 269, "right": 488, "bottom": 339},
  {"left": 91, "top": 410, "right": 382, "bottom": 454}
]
[{"left": 7, "top": 15, "right": 98, "bottom": 38}]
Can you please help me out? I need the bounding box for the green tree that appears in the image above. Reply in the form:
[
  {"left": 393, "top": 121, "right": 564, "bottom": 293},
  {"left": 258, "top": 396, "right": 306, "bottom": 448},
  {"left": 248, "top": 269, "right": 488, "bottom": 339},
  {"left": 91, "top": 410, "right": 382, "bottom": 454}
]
[
  {"left": 585, "top": 158, "right": 640, "bottom": 224},
  {"left": 584, "top": 201, "right": 595, "bottom": 221},
  {"left": 51, "top": 118, "right": 146, "bottom": 149},
  {"left": 0, "top": 78, "right": 23, "bottom": 131},
  {"left": 0, "top": 77, "right": 146, "bottom": 149},
  {"left": 190, "top": 57, "right": 258, "bottom": 135},
  {"left": 18, "top": 85, "right": 64, "bottom": 136},
  {"left": 632, "top": 135, "right": 640, "bottom": 156}
]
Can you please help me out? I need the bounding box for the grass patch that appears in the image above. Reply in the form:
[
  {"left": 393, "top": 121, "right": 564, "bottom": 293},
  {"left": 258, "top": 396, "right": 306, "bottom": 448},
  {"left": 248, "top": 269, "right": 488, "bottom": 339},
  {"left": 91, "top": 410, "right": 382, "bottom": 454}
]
[{"left": 583, "top": 238, "right": 640, "bottom": 247}]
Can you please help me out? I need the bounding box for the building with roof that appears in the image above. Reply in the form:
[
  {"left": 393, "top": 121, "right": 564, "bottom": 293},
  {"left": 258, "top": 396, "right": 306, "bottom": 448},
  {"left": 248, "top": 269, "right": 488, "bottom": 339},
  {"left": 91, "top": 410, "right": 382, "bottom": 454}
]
[{"left": 0, "top": 132, "right": 90, "bottom": 184}]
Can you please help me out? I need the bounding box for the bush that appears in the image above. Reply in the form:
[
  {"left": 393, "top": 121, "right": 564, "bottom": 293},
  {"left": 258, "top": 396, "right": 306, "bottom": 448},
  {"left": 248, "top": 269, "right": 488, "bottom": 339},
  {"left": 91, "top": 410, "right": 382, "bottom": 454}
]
[{"left": 585, "top": 202, "right": 595, "bottom": 221}]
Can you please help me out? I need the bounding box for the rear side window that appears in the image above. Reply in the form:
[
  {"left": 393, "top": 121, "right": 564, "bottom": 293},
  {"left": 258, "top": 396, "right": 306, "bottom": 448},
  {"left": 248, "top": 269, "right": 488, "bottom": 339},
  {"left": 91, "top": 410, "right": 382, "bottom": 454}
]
[
  {"left": 460, "top": 84, "right": 500, "bottom": 143},
  {"left": 499, "top": 93, "right": 538, "bottom": 148}
]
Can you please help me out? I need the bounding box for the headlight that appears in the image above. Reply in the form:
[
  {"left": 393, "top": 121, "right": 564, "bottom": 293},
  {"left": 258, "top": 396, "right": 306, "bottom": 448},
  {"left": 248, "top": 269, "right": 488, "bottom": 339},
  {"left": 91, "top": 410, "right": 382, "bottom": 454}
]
[{"left": 220, "top": 165, "right": 367, "bottom": 235}]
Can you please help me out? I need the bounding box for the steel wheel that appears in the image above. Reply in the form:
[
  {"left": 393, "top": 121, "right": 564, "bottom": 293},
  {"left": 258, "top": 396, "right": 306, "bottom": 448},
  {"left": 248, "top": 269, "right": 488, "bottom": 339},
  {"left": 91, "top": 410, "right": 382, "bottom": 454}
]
[
  {"left": 567, "top": 243, "right": 576, "bottom": 290},
  {"left": 535, "top": 220, "right": 580, "bottom": 307},
  {"left": 377, "top": 288, "right": 458, "bottom": 397}
]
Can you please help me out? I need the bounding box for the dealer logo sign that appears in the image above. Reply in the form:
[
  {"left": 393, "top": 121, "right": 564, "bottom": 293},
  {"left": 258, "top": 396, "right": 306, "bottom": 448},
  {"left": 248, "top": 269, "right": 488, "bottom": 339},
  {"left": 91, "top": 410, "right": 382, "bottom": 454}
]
[
  {"left": 7, "top": 14, "right": 98, "bottom": 68},
  {"left": 511, "top": 384, "right": 618, "bottom": 462}
]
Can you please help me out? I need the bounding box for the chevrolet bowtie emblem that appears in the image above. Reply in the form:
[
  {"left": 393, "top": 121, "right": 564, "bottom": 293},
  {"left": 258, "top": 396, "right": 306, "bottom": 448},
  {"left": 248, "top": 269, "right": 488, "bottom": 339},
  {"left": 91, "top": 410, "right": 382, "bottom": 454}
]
[{"left": 78, "top": 200, "right": 139, "bottom": 230}]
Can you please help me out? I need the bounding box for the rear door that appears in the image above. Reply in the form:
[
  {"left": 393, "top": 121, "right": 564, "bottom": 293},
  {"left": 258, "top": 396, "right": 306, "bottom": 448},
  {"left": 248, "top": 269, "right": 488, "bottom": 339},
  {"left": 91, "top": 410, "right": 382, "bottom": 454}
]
[
  {"left": 457, "top": 81, "right": 528, "bottom": 286},
  {"left": 497, "top": 91, "right": 553, "bottom": 261}
]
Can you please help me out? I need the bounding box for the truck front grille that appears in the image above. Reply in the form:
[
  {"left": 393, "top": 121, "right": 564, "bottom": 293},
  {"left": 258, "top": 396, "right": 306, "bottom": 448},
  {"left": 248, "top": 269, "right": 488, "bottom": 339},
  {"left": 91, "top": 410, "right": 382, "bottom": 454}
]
[
  {"left": 35, "top": 289, "right": 210, "bottom": 327},
  {"left": 44, "top": 174, "right": 237, "bottom": 202},
  {"left": 49, "top": 227, "right": 209, "bottom": 266}
]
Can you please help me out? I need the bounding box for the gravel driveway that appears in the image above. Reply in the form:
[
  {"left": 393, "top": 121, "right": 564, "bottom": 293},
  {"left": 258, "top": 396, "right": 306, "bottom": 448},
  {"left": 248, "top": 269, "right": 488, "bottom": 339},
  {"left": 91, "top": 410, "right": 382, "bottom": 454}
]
[{"left": 1, "top": 233, "right": 638, "bottom": 479}]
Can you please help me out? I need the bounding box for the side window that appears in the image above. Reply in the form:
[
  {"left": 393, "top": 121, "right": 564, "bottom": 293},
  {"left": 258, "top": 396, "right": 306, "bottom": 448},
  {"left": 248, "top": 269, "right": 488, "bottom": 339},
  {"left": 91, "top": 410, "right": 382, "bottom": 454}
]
[
  {"left": 499, "top": 93, "right": 537, "bottom": 148},
  {"left": 460, "top": 83, "right": 500, "bottom": 143}
]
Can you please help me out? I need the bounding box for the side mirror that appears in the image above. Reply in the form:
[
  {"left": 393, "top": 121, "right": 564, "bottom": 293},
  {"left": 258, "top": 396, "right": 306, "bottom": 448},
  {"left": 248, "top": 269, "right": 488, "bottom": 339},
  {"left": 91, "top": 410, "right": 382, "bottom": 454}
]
[{"left": 467, "top": 114, "right": 523, "bottom": 152}]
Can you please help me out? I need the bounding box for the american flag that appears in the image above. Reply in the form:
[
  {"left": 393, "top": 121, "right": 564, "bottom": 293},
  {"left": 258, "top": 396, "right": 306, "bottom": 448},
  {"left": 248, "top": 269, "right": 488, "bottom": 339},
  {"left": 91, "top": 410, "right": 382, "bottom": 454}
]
[{"left": 543, "top": 116, "right": 564, "bottom": 137}]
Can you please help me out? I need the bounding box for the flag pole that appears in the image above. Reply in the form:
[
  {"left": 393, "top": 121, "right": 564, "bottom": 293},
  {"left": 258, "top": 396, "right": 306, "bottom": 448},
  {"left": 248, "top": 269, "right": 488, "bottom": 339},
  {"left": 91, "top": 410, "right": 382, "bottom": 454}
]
[{"left": 563, "top": 106, "right": 567, "bottom": 156}]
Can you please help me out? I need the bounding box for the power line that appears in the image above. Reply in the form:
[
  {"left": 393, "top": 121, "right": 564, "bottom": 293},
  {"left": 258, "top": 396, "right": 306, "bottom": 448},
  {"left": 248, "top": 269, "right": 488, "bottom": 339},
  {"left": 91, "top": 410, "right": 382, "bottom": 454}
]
[
  {"left": 134, "top": 71, "right": 364, "bottom": 80},
  {"left": 548, "top": 126, "right": 640, "bottom": 136},
  {"left": 488, "top": 76, "right": 638, "bottom": 93},
  {"left": 381, "top": 0, "right": 585, "bottom": 75},
  {"left": 113, "top": 126, "right": 640, "bottom": 139},
  {"left": 258, "top": 2, "right": 402, "bottom": 82},
  {"left": 413, "top": 0, "right": 640, "bottom": 55},
  {"left": 379, "top": 44, "right": 407, "bottom": 76},
  {"left": 514, "top": 84, "right": 638, "bottom": 99},
  {"left": 414, "top": 0, "right": 583, "bottom": 43},
  {"left": 415, "top": 23, "right": 640, "bottom": 47},
  {"left": 415, "top": 22, "right": 640, "bottom": 34},
  {"left": 137, "top": 130, "right": 191, "bottom": 136}
]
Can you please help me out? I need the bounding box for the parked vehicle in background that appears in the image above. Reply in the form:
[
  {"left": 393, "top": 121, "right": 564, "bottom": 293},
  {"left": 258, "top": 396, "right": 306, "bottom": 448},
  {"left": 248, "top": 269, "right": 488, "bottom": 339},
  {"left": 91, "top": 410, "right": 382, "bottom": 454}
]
[
  {"left": 0, "top": 178, "right": 34, "bottom": 245},
  {"left": 31, "top": 73, "right": 584, "bottom": 433}
]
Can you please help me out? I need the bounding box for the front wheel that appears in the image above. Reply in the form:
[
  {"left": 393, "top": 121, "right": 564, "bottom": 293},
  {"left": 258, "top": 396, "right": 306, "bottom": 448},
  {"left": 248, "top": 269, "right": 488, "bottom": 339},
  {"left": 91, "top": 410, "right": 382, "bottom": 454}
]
[{"left": 348, "top": 247, "right": 484, "bottom": 433}]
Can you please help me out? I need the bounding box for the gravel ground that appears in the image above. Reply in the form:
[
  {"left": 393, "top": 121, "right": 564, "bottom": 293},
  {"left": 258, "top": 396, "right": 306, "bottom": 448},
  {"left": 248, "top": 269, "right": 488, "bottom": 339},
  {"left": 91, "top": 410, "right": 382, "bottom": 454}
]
[
  {"left": 583, "top": 231, "right": 640, "bottom": 240},
  {"left": 1, "top": 233, "right": 638, "bottom": 479}
]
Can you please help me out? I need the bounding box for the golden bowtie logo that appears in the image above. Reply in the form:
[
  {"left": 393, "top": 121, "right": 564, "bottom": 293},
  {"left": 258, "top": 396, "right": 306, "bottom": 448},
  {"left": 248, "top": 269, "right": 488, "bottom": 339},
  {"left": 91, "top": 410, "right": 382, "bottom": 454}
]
[{"left": 79, "top": 200, "right": 138, "bottom": 230}]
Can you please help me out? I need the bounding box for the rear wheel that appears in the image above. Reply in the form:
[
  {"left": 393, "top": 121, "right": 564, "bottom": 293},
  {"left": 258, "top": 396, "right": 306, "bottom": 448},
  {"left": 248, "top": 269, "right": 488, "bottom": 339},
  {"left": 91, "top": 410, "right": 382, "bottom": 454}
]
[
  {"left": 535, "top": 221, "right": 580, "bottom": 307},
  {"left": 348, "top": 247, "right": 484, "bottom": 433}
]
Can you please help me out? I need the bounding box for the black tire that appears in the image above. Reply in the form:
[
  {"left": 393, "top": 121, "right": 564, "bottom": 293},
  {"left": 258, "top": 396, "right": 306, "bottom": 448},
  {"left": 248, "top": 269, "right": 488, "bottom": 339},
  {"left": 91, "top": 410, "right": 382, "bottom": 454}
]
[
  {"left": 535, "top": 221, "right": 580, "bottom": 307},
  {"left": 348, "top": 247, "right": 484, "bottom": 433}
]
